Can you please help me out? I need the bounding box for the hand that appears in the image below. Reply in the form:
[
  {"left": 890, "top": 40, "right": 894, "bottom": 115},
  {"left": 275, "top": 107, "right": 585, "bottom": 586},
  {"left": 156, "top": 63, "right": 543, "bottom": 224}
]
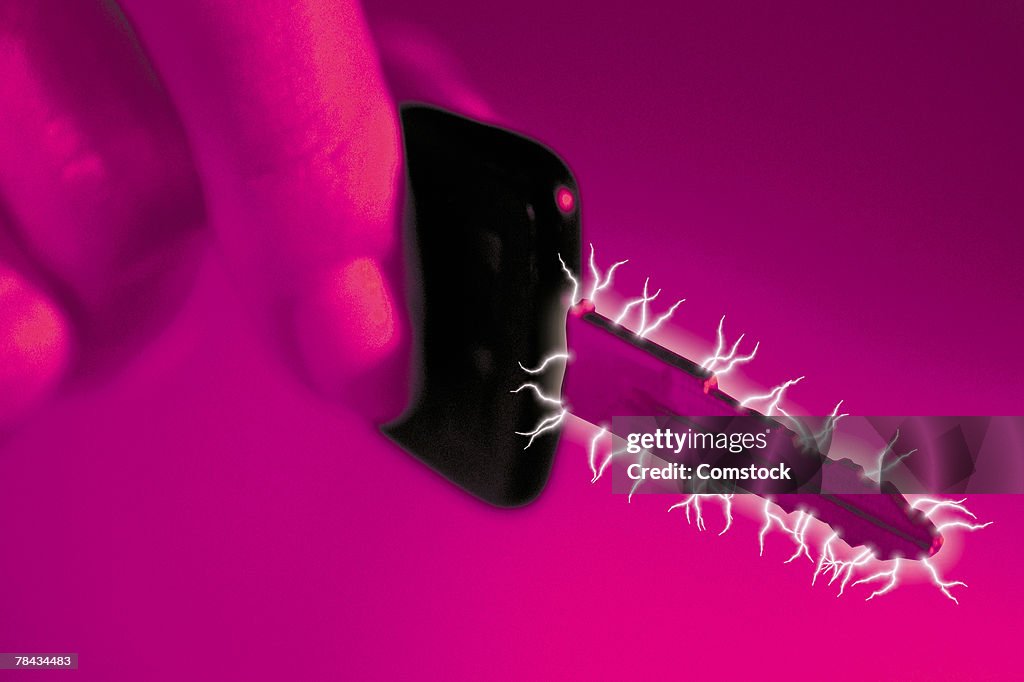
[{"left": 0, "top": 0, "right": 409, "bottom": 427}]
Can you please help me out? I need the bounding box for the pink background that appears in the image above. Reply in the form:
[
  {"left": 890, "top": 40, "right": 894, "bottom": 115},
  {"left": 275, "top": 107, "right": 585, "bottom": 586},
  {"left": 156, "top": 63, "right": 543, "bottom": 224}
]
[{"left": 2, "top": 1, "right": 1023, "bottom": 679}]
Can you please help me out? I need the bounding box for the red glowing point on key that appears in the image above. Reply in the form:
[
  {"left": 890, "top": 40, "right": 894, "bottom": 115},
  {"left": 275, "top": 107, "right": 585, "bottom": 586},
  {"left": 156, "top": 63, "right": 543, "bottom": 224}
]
[
  {"left": 928, "top": 532, "right": 944, "bottom": 557},
  {"left": 555, "top": 185, "right": 575, "bottom": 213},
  {"left": 572, "top": 299, "right": 596, "bottom": 316}
]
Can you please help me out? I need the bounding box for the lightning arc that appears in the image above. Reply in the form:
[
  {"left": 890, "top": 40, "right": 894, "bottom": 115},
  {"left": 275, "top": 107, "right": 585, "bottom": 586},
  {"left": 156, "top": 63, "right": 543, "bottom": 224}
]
[
  {"left": 510, "top": 383, "right": 563, "bottom": 407},
  {"left": 669, "top": 494, "right": 734, "bottom": 535},
  {"left": 519, "top": 352, "right": 570, "bottom": 375},
  {"left": 516, "top": 339, "right": 570, "bottom": 449},
  {"left": 852, "top": 559, "right": 901, "bottom": 601},
  {"left": 628, "top": 449, "right": 650, "bottom": 503},
  {"left": 863, "top": 429, "right": 917, "bottom": 483},
  {"left": 740, "top": 376, "right": 805, "bottom": 417},
  {"left": 610, "top": 276, "right": 687, "bottom": 339},
  {"left": 586, "top": 243, "right": 629, "bottom": 306},
  {"left": 587, "top": 426, "right": 608, "bottom": 482},
  {"left": 758, "top": 498, "right": 814, "bottom": 564},
  {"left": 813, "top": 533, "right": 874, "bottom": 597},
  {"left": 911, "top": 497, "right": 993, "bottom": 533},
  {"left": 558, "top": 252, "right": 580, "bottom": 306},
  {"left": 613, "top": 277, "right": 660, "bottom": 326},
  {"left": 514, "top": 409, "right": 567, "bottom": 450},
  {"left": 813, "top": 400, "right": 849, "bottom": 447},
  {"left": 912, "top": 497, "right": 978, "bottom": 519},
  {"left": 701, "top": 316, "right": 759, "bottom": 378},
  {"left": 921, "top": 557, "right": 968, "bottom": 604},
  {"left": 640, "top": 299, "right": 686, "bottom": 338}
]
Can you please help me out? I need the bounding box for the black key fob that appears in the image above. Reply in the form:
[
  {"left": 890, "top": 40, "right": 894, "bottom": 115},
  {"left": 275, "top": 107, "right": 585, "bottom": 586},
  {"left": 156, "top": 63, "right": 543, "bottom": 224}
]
[{"left": 383, "top": 105, "right": 581, "bottom": 507}]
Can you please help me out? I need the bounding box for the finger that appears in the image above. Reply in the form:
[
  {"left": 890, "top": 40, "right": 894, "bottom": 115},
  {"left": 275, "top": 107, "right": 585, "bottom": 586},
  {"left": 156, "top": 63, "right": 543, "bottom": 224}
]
[
  {"left": 0, "top": 221, "right": 71, "bottom": 427},
  {"left": 118, "top": 0, "right": 407, "bottom": 414},
  {"left": 0, "top": 0, "right": 206, "bottom": 374}
]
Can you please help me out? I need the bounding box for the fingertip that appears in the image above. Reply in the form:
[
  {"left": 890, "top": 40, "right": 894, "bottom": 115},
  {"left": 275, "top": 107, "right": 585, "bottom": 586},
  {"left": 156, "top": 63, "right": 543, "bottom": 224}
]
[
  {"left": 0, "top": 270, "right": 72, "bottom": 425},
  {"left": 292, "top": 257, "right": 409, "bottom": 417},
  {"left": 332, "top": 257, "right": 400, "bottom": 359}
]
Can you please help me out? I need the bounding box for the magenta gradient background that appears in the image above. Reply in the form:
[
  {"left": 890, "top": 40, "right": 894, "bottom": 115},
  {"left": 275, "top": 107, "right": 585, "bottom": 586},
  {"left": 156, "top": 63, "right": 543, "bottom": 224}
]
[{"left": 2, "top": 1, "right": 1024, "bottom": 679}]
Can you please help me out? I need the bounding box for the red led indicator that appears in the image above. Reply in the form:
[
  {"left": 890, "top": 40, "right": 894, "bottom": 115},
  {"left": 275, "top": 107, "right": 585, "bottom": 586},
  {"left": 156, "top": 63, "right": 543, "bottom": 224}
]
[{"left": 555, "top": 185, "right": 575, "bottom": 213}]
